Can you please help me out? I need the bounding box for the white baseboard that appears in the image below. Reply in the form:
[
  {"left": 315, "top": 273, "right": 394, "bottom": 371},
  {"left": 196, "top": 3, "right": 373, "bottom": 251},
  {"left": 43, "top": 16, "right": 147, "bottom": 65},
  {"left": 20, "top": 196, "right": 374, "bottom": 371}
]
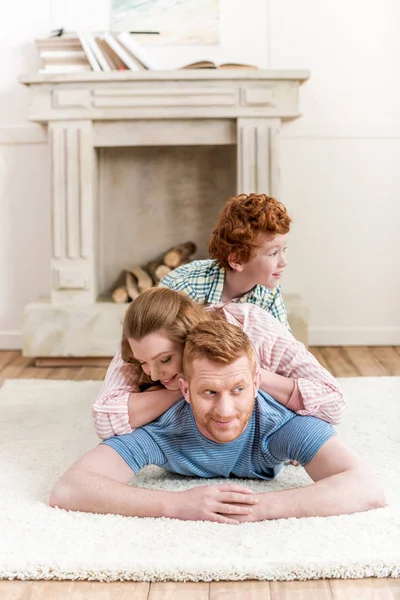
[
  {"left": 0, "top": 331, "right": 22, "bottom": 350},
  {"left": 309, "top": 327, "right": 400, "bottom": 346}
]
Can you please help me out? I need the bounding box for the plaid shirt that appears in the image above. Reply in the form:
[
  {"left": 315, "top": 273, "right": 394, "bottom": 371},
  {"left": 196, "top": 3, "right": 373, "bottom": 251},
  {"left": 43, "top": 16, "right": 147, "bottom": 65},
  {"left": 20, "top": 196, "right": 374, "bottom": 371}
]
[{"left": 159, "top": 259, "right": 289, "bottom": 327}]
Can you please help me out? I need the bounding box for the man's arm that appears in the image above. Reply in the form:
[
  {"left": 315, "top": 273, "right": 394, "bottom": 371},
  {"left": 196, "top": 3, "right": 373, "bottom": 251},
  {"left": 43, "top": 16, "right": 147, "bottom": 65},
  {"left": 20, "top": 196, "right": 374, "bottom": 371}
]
[
  {"left": 50, "top": 444, "right": 258, "bottom": 524},
  {"left": 243, "top": 437, "right": 385, "bottom": 521},
  {"left": 50, "top": 445, "right": 170, "bottom": 517}
]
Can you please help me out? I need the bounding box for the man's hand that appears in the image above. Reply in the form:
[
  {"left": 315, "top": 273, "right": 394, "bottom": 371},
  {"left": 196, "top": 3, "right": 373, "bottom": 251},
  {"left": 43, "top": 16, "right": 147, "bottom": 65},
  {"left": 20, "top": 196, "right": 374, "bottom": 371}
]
[
  {"left": 220, "top": 492, "right": 265, "bottom": 523},
  {"left": 170, "top": 483, "right": 259, "bottom": 525}
]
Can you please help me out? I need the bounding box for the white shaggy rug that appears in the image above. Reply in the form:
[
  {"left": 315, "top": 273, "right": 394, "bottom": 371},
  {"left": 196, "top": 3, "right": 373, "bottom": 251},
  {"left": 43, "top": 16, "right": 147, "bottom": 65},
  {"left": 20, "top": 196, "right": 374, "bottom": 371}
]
[{"left": 0, "top": 377, "right": 399, "bottom": 582}]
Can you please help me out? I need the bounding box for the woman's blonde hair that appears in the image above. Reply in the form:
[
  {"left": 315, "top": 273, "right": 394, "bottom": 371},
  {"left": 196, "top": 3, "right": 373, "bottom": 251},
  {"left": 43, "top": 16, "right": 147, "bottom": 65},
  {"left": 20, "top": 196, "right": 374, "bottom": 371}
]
[{"left": 121, "top": 287, "right": 209, "bottom": 388}]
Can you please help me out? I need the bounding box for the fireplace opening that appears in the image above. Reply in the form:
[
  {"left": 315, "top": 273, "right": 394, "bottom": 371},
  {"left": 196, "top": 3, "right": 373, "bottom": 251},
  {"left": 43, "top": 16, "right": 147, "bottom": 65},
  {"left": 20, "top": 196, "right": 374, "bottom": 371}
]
[{"left": 98, "top": 144, "right": 236, "bottom": 298}]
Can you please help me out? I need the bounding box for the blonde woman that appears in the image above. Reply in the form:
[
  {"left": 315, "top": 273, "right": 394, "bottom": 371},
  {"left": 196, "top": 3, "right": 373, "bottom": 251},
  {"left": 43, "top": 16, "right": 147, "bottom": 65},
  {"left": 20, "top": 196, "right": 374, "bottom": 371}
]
[{"left": 93, "top": 288, "right": 345, "bottom": 440}]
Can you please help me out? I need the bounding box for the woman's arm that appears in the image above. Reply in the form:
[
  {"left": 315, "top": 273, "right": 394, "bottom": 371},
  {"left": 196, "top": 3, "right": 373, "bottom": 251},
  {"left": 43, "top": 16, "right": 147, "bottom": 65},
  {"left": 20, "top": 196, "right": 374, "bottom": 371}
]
[
  {"left": 258, "top": 368, "right": 295, "bottom": 406},
  {"left": 92, "top": 353, "right": 182, "bottom": 439},
  {"left": 222, "top": 303, "right": 345, "bottom": 424},
  {"left": 128, "top": 387, "right": 183, "bottom": 429},
  {"left": 263, "top": 339, "right": 345, "bottom": 424}
]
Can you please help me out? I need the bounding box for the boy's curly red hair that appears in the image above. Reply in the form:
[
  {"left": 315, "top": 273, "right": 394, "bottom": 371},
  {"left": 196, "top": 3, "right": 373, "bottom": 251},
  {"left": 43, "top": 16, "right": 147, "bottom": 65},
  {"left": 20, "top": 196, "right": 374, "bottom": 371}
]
[{"left": 208, "top": 193, "right": 291, "bottom": 270}]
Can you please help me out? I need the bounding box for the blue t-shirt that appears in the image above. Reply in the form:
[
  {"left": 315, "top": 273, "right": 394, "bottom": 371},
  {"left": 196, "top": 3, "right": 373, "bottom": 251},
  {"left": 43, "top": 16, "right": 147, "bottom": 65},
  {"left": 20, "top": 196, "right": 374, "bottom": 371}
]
[{"left": 102, "top": 390, "right": 336, "bottom": 479}]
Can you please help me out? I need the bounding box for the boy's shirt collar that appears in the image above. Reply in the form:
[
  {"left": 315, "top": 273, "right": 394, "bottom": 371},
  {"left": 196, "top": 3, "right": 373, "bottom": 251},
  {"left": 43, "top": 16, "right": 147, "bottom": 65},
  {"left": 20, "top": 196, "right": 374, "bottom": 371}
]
[{"left": 206, "top": 263, "right": 263, "bottom": 305}]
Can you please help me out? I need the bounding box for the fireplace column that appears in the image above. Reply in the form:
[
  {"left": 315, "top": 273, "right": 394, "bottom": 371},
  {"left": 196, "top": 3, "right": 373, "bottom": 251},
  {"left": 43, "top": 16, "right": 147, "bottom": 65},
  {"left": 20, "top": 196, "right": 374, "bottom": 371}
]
[
  {"left": 237, "top": 118, "right": 280, "bottom": 197},
  {"left": 49, "top": 120, "right": 98, "bottom": 304}
]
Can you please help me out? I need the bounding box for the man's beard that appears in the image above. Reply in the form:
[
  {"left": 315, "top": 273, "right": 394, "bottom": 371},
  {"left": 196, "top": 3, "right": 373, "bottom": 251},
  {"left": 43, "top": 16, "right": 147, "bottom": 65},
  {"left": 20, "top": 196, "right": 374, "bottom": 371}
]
[{"left": 191, "top": 397, "right": 255, "bottom": 443}]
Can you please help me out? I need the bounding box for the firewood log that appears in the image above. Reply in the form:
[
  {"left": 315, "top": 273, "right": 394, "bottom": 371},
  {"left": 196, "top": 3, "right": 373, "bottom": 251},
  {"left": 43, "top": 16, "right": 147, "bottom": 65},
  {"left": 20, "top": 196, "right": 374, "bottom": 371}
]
[
  {"left": 126, "top": 265, "right": 153, "bottom": 292},
  {"left": 125, "top": 271, "right": 140, "bottom": 300},
  {"left": 155, "top": 264, "right": 172, "bottom": 281},
  {"left": 112, "top": 286, "right": 129, "bottom": 303},
  {"left": 111, "top": 270, "right": 129, "bottom": 303},
  {"left": 146, "top": 260, "right": 171, "bottom": 284},
  {"left": 163, "top": 241, "right": 196, "bottom": 268}
]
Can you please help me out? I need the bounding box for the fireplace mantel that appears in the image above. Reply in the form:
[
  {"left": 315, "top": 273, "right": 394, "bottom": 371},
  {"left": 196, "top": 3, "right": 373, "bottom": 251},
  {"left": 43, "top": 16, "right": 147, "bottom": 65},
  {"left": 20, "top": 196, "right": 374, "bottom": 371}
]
[{"left": 21, "top": 70, "right": 310, "bottom": 357}]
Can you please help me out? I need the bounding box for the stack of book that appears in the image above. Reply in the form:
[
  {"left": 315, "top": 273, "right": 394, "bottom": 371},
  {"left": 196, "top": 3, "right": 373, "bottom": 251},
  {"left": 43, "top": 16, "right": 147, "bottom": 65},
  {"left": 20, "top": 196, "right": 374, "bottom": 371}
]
[
  {"left": 36, "top": 34, "right": 91, "bottom": 73},
  {"left": 36, "top": 32, "right": 159, "bottom": 73},
  {"left": 36, "top": 32, "right": 258, "bottom": 73}
]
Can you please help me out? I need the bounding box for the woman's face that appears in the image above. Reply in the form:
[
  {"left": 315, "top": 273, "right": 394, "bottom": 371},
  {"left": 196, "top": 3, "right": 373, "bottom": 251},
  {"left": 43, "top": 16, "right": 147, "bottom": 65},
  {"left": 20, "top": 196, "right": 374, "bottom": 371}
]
[{"left": 129, "top": 331, "right": 183, "bottom": 391}]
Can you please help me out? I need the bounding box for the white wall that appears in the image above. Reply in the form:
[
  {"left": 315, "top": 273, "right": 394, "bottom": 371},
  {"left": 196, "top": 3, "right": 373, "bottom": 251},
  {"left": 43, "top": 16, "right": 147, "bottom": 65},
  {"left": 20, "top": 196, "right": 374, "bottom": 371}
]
[
  {"left": 0, "top": 0, "right": 51, "bottom": 349},
  {"left": 272, "top": 0, "right": 400, "bottom": 344},
  {"left": 0, "top": 0, "right": 399, "bottom": 347}
]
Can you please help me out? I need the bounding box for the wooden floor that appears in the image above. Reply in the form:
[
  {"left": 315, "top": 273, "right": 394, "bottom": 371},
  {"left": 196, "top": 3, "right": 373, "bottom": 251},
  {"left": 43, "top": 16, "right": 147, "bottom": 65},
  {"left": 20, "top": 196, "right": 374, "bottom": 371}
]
[{"left": 0, "top": 347, "right": 399, "bottom": 600}]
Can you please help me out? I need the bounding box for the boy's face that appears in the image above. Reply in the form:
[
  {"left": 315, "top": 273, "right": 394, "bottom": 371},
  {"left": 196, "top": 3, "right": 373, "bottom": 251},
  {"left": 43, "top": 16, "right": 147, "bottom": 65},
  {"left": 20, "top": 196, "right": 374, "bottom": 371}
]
[
  {"left": 179, "top": 355, "right": 261, "bottom": 444},
  {"left": 231, "top": 232, "right": 288, "bottom": 289}
]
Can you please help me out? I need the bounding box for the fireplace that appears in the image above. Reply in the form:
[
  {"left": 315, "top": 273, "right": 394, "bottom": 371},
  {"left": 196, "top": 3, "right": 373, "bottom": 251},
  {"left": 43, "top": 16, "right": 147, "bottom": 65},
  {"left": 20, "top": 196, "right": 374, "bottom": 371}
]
[{"left": 20, "top": 70, "right": 310, "bottom": 356}]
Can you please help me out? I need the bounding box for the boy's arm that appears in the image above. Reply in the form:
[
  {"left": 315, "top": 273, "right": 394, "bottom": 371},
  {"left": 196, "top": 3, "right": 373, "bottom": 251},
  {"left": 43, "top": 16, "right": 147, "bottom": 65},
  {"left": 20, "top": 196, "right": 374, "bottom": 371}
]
[
  {"left": 252, "top": 436, "right": 385, "bottom": 520},
  {"left": 158, "top": 269, "right": 198, "bottom": 300}
]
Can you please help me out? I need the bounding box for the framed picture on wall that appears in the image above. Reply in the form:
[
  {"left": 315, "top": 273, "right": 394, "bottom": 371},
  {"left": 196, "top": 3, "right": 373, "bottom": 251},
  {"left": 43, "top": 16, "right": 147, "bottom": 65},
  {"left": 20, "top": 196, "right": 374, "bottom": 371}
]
[{"left": 110, "top": 0, "right": 220, "bottom": 45}]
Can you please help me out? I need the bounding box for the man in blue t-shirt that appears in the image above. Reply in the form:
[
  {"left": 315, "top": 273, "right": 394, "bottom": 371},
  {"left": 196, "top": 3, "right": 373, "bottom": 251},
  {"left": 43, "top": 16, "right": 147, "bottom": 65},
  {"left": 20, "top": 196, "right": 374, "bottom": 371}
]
[{"left": 50, "top": 321, "right": 384, "bottom": 524}]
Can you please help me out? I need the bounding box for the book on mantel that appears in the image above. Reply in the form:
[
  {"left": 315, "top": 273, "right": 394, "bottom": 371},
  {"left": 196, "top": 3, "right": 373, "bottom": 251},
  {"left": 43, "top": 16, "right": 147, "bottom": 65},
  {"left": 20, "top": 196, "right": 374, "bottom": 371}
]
[
  {"left": 179, "top": 60, "right": 257, "bottom": 70},
  {"left": 35, "top": 31, "right": 258, "bottom": 73}
]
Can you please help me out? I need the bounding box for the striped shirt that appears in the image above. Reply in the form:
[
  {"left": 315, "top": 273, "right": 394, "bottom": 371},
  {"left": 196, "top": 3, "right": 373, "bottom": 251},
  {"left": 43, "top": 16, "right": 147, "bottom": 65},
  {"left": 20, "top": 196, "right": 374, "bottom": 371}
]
[
  {"left": 159, "top": 259, "right": 289, "bottom": 327},
  {"left": 103, "top": 390, "right": 336, "bottom": 477},
  {"left": 92, "top": 302, "right": 345, "bottom": 439}
]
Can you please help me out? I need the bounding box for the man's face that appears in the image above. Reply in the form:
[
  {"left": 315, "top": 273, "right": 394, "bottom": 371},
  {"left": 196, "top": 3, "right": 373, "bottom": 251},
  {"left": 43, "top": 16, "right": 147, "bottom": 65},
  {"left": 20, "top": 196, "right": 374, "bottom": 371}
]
[
  {"left": 180, "top": 355, "right": 260, "bottom": 443},
  {"left": 231, "top": 232, "right": 288, "bottom": 289}
]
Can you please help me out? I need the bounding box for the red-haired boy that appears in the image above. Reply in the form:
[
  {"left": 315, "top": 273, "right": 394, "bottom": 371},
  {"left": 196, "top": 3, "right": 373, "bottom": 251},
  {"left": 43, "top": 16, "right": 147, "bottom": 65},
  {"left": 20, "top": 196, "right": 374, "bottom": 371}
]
[{"left": 160, "top": 193, "right": 291, "bottom": 326}]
